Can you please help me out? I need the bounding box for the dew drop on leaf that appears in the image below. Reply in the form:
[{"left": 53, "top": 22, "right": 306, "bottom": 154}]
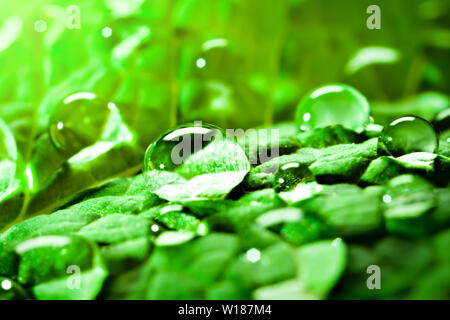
[
  {"left": 295, "top": 84, "right": 370, "bottom": 133},
  {"left": 378, "top": 116, "right": 438, "bottom": 157},
  {"left": 191, "top": 38, "right": 238, "bottom": 81},
  {"left": 48, "top": 92, "right": 122, "bottom": 154},
  {"left": 273, "top": 161, "right": 312, "bottom": 192},
  {"left": 0, "top": 277, "right": 27, "bottom": 300},
  {"left": 143, "top": 122, "right": 250, "bottom": 201}
]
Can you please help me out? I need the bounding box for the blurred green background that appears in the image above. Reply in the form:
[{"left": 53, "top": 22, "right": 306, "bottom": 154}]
[
  {"left": 0, "top": 0, "right": 448, "bottom": 152},
  {"left": 0, "top": 0, "right": 449, "bottom": 300}
]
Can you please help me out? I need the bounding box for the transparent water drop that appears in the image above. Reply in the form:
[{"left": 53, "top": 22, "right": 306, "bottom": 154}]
[
  {"left": 179, "top": 80, "right": 237, "bottom": 121},
  {"left": 296, "top": 83, "right": 370, "bottom": 132},
  {"left": 179, "top": 38, "right": 266, "bottom": 128},
  {"left": 273, "top": 162, "right": 312, "bottom": 192},
  {"left": 191, "top": 38, "right": 239, "bottom": 81},
  {"left": 378, "top": 116, "right": 438, "bottom": 157},
  {"left": 246, "top": 248, "right": 261, "bottom": 263},
  {"left": 49, "top": 92, "right": 121, "bottom": 155},
  {"left": 0, "top": 277, "right": 27, "bottom": 300},
  {"left": 143, "top": 122, "right": 250, "bottom": 201}
]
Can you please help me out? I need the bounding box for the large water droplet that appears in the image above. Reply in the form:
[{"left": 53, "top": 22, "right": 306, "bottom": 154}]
[
  {"left": 143, "top": 123, "right": 250, "bottom": 201},
  {"left": 179, "top": 38, "right": 266, "bottom": 128},
  {"left": 378, "top": 116, "right": 438, "bottom": 157},
  {"left": 191, "top": 38, "right": 238, "bottom": 81},
  {"left": 296, "top": 84, "right": 370, "bottom": 132},
  {"left": 49, "top": 92, "right": 120, "bottom": 155}
]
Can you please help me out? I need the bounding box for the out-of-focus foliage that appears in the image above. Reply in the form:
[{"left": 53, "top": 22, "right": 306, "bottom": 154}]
[{"left": 0, "top": 0, "right": 449, "bottom": 300}]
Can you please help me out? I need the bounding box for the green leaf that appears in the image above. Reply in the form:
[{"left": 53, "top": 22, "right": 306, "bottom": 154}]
[
  {"left": 383, "top": 175, "right": 437, "bottom": 236},
  {"left": 345, "top": 46, "right": 401, "bottom": 74},
  {"left": 63, "top": 194, "right": 158, "bottom": 217},
  {"left": 253, "top": 279, "right": 315, "bottom": 300},
  {"left": 25, "top": 142, "right": 143, "bottom": 217},
  {"left": 255, "top": 208, "right": 303, "bottom": 228},
  {"left": 433, "top": 229, "right": 450, "bottom": 265},
  {"left": 146, "top": 272, "right": 205, "bottom": 300},
  {"left": 361, "top": 153, "right": 436, "bottom": 185},
  {"left": 102, "top": 262, "right": 153, "bottom": 300},
  {"left": 372, "top": 92, "right": 449, "bottom": 125},
  {"left": 226, "top": 243, "right": 298, "bottom": 288},
  {"left": 206, "top": 281, "right": 249, "bottom": 300},
  {"left": 298, "top": 185, "right": 382, "bottom": 236},
  {"left": 155, "top": 231, "right": 195, "bottom": 246},
  {"left": 101, "top": 237, "right": 152, "bottom": 274},
  {"left": 296, "top": 239, "right": 347, "bottom": 299},
  {"left": 0, "top": 277, "right": 28, "bottom": 300},
  {"left": 297, "top": 125, "right": 363, "bottom": 149},
  {"left": 14, "top": 235, "right": 108, "bottom": 299},
  {"left": 239, "top": 123, "right": 300, "bottom": 165},
  {"left": 278, "top": 182, "right": 324, "bottom": 204},
  {"left": 0, "top": 243, "right": 18, "bottom": 277},
  {"left": 280, "top": 217, "right": 324, "bottom": 246},
  {"left": 0, "top": 208, "right": 101, "bottom": 250},
  {"left": 78, "top": 214, "right": 150, "bottom": 244},
  {"left": 242, "top": 171, "right": 273, "bottom": 190},
  {"left": 309, "top": 138, "right": 378, "bottom": 183}
]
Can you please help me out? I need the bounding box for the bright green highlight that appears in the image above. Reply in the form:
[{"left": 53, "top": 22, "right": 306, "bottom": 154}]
[{"left": 296, "top": 84, "right": 370, "bottom": 133}]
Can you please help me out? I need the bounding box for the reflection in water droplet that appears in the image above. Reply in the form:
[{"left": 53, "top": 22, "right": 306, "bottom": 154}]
[
  {"left": 196, "top": 58, "right": 206, "bottom": 69},
  {"left": 143, "top": 122, "right": 250, "bottom": 201},
  {"left": 34, "top": 20, "right": 47, "bottom": 33},
  {"left": 49, "top": 92, "right": 118, "bottom": 155},
  {"left": 102, "top": 27, "right": 112, "bottom": 38},
  {"left": 1, "top": 279, "right": 12, "bottom": 291},
  {"left": 382, "top": 194, "right": 392, "bottom": 204},
  {"left": 296, "top": 83, "right": 370, "bottom": 133},
  {"left": 378, "top": 116, "right": 438, "bottom": 157}
]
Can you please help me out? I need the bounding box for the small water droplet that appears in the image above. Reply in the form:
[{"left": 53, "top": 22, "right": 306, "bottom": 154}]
[
  {"left": 296, "top": 83, "right": 370, "bottom": 132},
  {"left": 331, "top": 238, "right": 342, "bottom": 247},
  {"left": 34, "top": 20, "right": 47, "bottom": 33},
  {"left": 246, "top": 248, "right": 261, "bottom": 263},
  {"left": 197, "top": 222, "right": 209, "bottom": 236},
  {"left": 274, "top": 162, "right": 312, "bottom": 192},
  {"left": 1, "top": 279, "right": 12, "bottom": 291},
  {"left": 378, "top": 116, "right": 438, "bottom": 157},
  {"left": 193, "top": 38, "right": 232, "bottom": 79},
  {"left": 48, "top": 92, "right": 117, "bottom": 154},
  {"left": 382, "top": 194, "right": 392, "bottom": 204},
  {"left": 143, "top": 122, "right": 250, "bottom": 201},
  {"left": 196, "top": 58, "right": 206, "bottom": 69},
  {"left": 102, "top": 27, "right": 112, "bottom": 38},
  {"left": 151, "top": 224, "right": 160, "bottom": 233}
]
